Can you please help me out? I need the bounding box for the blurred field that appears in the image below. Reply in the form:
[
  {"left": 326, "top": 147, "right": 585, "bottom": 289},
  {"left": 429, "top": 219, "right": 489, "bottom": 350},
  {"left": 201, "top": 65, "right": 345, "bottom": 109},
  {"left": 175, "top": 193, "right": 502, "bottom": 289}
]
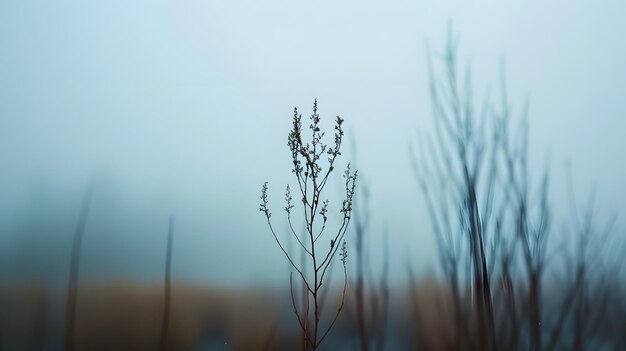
[{"left": 1, "top": 280, "right": 280, "bottom": 350}]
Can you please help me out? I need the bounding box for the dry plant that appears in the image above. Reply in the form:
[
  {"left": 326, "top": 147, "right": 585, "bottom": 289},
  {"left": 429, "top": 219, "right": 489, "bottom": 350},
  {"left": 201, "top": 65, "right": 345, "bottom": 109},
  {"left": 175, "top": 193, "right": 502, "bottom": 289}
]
[
  {"left": 410, "top": 28, "right": 555, "bottom": 351},
  {"left": 160, "top": 214, "right": 175, "bottom": 350},
  {"left": 260, "top": 99, "right": 357, "bottom": 350},
  {"left": 542, "top": 167, "right": 620, "bottom": 351},
  {"left": 347, "top": 154, "right": 390, "bottom": 351},
  {"left": 410, "top": 27, "right": 625, "bottom": 351},
  {"left": 496, "top": 69, "right": 551, "bottom": 351},
  {"left": 411, "top": 30, "right": 498, "bottom": 350},
  {"left": 65, "top": 185, "right": 94, "bottom": 351}
]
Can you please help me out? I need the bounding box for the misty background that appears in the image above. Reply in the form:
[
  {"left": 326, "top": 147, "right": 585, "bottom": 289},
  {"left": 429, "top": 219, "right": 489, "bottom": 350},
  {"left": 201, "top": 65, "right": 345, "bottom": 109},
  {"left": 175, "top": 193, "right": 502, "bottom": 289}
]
[{"left": 1, "top": 0, "right": 625, "bottom": 288}]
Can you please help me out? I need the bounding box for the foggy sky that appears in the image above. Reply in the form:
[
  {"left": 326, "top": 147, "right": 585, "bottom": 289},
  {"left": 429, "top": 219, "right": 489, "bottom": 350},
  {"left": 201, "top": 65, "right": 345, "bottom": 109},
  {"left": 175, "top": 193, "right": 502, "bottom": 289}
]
[{"left": 1, "top": 0, "right": 625, "bottom": 286}]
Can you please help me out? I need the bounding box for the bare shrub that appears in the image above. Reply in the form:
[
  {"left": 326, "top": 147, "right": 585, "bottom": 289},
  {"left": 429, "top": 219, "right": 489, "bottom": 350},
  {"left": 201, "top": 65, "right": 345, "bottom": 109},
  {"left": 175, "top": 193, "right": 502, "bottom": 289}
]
[{"left": 260, "top": 99, "right": 357, "bottom": 350}]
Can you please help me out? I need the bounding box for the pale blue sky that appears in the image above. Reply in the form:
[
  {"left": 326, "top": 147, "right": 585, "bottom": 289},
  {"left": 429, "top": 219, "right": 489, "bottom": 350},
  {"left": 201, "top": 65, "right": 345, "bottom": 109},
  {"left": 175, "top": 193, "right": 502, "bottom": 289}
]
[{"left": 1, "top": 1, "right": 625, "bottom": 286}]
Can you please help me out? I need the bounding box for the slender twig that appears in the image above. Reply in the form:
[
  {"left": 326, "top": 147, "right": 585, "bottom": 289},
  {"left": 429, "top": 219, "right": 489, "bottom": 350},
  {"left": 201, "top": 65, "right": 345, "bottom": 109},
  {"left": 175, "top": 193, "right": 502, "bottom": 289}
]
[
  {"left": 159, "top": 214, "right": 174, "bottom": 351},
  {"left": 65, "top": 185, "right": 94, "bottom": 351}
]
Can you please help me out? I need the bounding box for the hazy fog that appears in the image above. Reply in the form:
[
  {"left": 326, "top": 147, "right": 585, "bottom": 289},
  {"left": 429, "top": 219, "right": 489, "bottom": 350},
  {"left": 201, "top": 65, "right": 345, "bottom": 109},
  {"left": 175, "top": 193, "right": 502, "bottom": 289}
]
[{"left": 1, "top": 0, "right": 625, "bottom": 287}]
